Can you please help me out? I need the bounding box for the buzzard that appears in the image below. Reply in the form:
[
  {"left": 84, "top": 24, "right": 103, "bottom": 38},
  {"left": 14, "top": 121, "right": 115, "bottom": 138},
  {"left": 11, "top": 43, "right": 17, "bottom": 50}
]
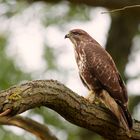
[{"left": 65, "top": 29, "right": 132, "bottom": 132}]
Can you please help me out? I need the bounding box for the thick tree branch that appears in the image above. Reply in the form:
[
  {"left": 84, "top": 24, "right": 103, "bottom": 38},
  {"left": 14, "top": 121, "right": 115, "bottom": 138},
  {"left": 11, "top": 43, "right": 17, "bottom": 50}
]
[
  {"left": 28, "top": 0, "right": 140, "bottom": 14},
  {"left": 28, "top": 0, "right": 139, "bottom": 8},
  {"left": 0, "top": 116, "right": 58, "bottom": 140},
  {"left": 0, "top": 80, "right": 140, "bottom": 140}
]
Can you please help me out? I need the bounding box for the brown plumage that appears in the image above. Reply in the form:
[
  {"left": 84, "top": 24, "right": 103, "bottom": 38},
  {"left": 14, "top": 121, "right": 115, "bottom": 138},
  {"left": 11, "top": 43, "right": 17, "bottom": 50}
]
[{"left": 65, "top": 29, "right": 132, "bottom": 132}]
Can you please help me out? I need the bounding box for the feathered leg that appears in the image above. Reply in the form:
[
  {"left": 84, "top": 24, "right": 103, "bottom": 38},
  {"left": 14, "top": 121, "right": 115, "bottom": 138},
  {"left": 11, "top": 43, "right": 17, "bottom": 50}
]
[{"left": 86, "top": 90, "right": 100, "bottom": 104}]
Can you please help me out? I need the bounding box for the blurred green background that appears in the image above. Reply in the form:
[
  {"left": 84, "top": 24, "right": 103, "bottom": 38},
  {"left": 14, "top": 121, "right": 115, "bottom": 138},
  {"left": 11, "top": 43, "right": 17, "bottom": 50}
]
[{"left": 0, "top": 0, "right": 140, "bottom": 140}]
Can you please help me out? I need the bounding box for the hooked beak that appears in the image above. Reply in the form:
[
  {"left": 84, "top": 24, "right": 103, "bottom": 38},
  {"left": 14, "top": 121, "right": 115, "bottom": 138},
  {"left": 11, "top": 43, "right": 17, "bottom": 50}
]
[{"left": 65, "top": 33, "right": 70, "bottom": 39}]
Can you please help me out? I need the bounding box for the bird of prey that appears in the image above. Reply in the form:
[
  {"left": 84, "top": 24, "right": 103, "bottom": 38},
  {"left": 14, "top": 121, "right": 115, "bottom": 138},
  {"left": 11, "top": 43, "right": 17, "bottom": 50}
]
[{"left": 65, "top": 29, "right": 132, "bottom": 132}]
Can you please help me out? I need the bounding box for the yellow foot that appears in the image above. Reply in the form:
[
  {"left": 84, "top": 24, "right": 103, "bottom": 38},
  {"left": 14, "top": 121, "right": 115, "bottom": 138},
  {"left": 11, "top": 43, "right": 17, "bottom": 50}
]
[
  {"left": 94, "top": 98, "right": 100, "bottom": 105},
  {"left": 85, "top": 90, "right": 95, "bottom": 103},
  {"left": 85, "top": 90, "right": 101, "bottom": 105}
]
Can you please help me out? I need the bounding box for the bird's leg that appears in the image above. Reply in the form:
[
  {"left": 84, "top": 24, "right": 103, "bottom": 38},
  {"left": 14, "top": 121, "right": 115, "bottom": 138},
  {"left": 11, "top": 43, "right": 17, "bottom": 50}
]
[
  {"left": 85, "top": 90, "right": 95, "bottom": 103},
  {"left": 86, "top": 90, "right": 100, "bottom": 105}
]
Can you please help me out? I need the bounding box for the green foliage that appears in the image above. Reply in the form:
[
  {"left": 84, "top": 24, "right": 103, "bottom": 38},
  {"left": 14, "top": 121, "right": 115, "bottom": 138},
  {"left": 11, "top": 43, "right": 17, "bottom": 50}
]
[
  {"left": 0, "top": 36, "right": 31, "bottom": 90},
  {"left": 44, "top": 46, "right": 57, "bottom": 70},
  {"left": 0, "top": 34, "right": 32, "bottom": 139},
  {"left": 0, "top": 0, "right": 139, "bottom": 140},
  {"left": 32, "top": 107, "right": 82, "bottom": 139},
  {"left": 0, "top": 1, "right": 94, "bottom": 139},
  {"left": 1, "top": 0, "right": 28, "bottom": 18},
  {"left": 0, "top": 126, "right": 25, "bottom": 140},
  {"left": 42, "top": 2, "right": 91, "bottom": 27}
]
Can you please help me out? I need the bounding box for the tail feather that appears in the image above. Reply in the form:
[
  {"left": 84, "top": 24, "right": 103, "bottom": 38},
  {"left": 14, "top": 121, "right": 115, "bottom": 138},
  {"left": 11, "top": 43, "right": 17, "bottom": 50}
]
[
  {"left": 117, "top": 101, "right": 133, "bottom": 129},
  {"left": 99, "top": 90, "right": 132, "bottom": 132}
]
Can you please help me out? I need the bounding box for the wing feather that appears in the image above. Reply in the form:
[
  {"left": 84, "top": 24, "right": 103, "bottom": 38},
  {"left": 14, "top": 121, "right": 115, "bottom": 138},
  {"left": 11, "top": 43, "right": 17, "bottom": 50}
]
[{"left": 83, "top": 42, "right": 128, "bottom": 104}]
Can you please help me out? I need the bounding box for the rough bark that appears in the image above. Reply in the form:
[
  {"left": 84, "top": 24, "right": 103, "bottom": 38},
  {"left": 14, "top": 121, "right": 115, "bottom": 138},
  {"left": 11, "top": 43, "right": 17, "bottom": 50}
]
[{"left": 0, "top": 80, "right": 140, "bottom": 140}]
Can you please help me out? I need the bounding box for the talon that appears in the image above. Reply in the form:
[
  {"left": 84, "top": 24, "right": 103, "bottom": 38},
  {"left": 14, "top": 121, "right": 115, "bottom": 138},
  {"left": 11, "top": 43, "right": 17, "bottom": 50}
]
[
  {"left": 94, "top": 100, "right": 100, "bottom": 105},
  {"left": 0, "top": 109, "right": 11, "bottom": 117},
  {"left": 94, "top": 96, "right": 101, "bottom": 105},
  {"left": 85, "top": 90, "right": 95, "bottom": 103},
  {"left": 85, "top": 90, "right": 101, "bottom": 105}
]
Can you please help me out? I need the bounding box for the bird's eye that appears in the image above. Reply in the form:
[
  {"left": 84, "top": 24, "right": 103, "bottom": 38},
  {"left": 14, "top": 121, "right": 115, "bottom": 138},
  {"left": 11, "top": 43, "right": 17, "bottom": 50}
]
[{"left": 72, "top": 32, "right": 80, "bottom": 35}]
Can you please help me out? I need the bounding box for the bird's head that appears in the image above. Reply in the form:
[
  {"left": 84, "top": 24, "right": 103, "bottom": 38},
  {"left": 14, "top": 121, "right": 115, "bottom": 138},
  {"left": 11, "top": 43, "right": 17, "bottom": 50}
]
[{"left": 65, "top": 29, "right": 92, "bottom": 47}]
